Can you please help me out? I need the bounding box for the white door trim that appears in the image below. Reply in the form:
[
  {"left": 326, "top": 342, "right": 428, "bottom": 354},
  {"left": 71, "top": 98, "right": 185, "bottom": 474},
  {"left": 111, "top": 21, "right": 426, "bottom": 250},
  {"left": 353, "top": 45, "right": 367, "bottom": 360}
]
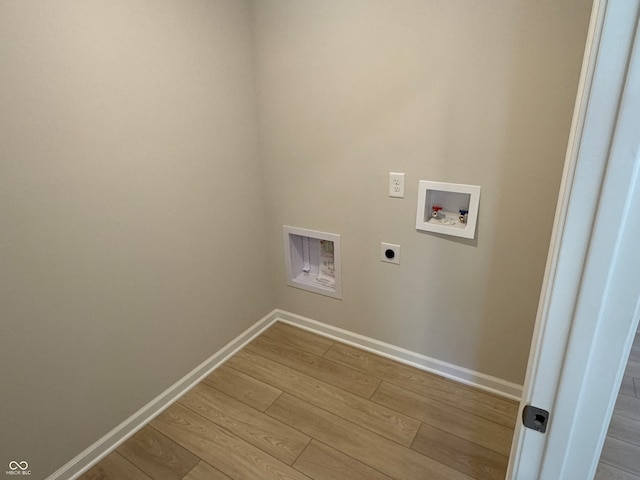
[{"left": 507, "top": 0, "right": 640, "bottom": 478}]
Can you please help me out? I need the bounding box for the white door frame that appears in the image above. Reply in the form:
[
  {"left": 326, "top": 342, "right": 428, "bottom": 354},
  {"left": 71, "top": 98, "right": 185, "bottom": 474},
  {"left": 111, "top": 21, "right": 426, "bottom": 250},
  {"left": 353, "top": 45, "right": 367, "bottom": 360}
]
[{"left": 507, "top": 0, "right": 640, "bottom": 478}]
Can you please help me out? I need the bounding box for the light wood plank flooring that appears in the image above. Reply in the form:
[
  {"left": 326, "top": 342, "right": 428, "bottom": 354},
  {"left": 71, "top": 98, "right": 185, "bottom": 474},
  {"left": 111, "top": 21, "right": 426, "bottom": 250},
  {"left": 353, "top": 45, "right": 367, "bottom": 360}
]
[
  {"left": 596, "top": 328, "right": 640, "bottom": 480},
  {"left": 81, "top": 322, "right": 519, "bottom": 480}
]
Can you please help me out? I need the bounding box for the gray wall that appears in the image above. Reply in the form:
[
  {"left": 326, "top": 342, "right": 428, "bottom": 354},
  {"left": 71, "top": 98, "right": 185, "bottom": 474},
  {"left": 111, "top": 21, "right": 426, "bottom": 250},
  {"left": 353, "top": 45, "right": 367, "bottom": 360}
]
[
  {"left": 0, "top": 1, "right": 593, "bottom": 478},
  {"left": 0, "top": 1, "right": 272, "bottom": 478},
  {"left": 253, "top": 0, "right": 592, "bottom": 384}
]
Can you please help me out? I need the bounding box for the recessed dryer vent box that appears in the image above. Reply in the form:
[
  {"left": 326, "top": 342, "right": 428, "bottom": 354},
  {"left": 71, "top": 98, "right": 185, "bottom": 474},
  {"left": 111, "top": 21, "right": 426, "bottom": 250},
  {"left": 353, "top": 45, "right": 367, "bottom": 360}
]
[
  {"left": 283, "top": 226, "right": 342, "bottom": 299},
  {"left": 415, "top": 181, "right": 481, "bottom": 239}
]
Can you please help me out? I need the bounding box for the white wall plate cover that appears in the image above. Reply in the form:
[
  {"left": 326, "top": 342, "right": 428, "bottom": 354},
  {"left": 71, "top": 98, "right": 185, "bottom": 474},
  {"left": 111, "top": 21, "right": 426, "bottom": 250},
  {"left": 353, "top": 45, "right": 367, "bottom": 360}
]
[
  {"left": 415, "top": 181, "right": 481, "bottom": 239},
  {"left": 283, "top": 225, "right": 342, "bottom": 299}
]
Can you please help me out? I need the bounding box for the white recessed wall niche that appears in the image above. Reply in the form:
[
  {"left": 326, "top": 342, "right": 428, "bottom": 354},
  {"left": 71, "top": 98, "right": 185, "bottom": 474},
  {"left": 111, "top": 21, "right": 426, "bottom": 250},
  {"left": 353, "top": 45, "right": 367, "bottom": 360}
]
[
  {"left": 416, "top": 181, "right": 481, "bottom": 239},
  {"left": 283, "top": 226, "right": 342, "bottom": 299}
]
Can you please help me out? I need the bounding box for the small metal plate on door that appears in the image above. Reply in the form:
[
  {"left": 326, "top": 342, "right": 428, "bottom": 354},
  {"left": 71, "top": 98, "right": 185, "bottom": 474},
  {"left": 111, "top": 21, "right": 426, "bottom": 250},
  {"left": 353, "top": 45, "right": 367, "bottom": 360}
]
[{"left": 522, "top": 405, "right": 550, "bottom": 433}]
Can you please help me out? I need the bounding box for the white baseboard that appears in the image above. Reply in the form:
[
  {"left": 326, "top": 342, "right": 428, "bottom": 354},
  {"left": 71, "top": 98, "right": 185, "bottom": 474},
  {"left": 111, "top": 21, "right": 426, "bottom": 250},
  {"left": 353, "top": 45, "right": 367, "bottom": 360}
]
[
  {"left": 49, "top": 307, "right": 522, "bottom": 479},
  {"left": 274, "top": 309, "right": 523, "bottom": 401},
  {"left": 47, "top": 310, "right": 278, "bottom": 480}
]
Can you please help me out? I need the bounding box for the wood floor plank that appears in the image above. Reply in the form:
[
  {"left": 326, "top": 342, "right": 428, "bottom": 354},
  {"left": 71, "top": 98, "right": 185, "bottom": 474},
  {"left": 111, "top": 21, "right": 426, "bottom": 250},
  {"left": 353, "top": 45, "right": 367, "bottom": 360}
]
[
  {"left": 85, "top": 326, "right": 525, "bottom": 480},
  {"left": 620, "top": 376, "right": 637, "bottom": 398},
  {"left": 182, "top": 461, "right": 231, "bottom": 480},
  {"left": 151, "top": 403, "right": 312, "bottom": 480},
  {"left": 596, "top": 463, "right": 640, "bottom": 480},
  {"left": 178, "top": 382, "right": 310, "bottom": 465},
  {"left": 615, "top": 394, "right": 640, "bottom": 422},
  {"left": 600, "top": 437, "right": 640, "bottom": 476},
  {"left": 629, "top": 346, "right": 640, "bottom": 363},
  {"left": 625, "top": 360, "right": 640, "bottom": 379},
  {"left": 293, "top": 440, "right": 393, "bottom": 480},
  {"left": 325, "top": 343, "right": 519, "bottom": 428},
  {"left": 116, "top": 426, "right": 199, "bottom": 480},
  {"left": 266, "top": 393, "right": 474, "bottom": 480},
  {"left": 607, "top": 413, "right": 640, "bottom": 448},
  {"left": 372, "top": 382, "right": 513, "bottom": 456},
  {"left": 79, "top": 452, "right": 152, "bottom": 480},
  {"left": 227, "top": 349, "right": 419, "bottom": 447},
  {"left": 411, "top": 423, "right": 509, "bottom": 480},
  {"left": 245, "top": 335, "right": 379, "bottom": 398},
  {"left": 263, "top": 322, "right": 335, "bottom": 356},
  {"left": 635, "top": 378, "right": 640, "bottom": 399},
  {"left": 202, "top": 365, "right": 282, "bottom": 412}
]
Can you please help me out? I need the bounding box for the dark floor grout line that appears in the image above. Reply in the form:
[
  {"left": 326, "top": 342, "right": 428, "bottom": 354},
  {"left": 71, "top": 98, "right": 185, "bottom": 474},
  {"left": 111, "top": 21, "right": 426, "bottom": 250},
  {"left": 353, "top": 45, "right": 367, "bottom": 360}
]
[
  {"left": 244, "top": 337, "right": 380, "bottom": 399},
  {"left": 236, "top": 352, "right": 332, "bottom": 403},
  {"left": 407, "top": 421, "right": 423, "bottom": 452},
  {"left": 368, "top": 378, "right": 384, "bottom": 400},
  {"left": 112, "top": 450, "right": 154, "bottom": 480},
  {"left": 267, "top": 390, "right": 421, "bottom": 450},
  {"left": 265, "top": 324, "right": 519, "bottom": 411},
  {"left": 600, "top": 457, "right": 640, "bottom": 479},
  {"left": 197, "top": 380, "right": 286, "bottom": 419},
  {"left": 178, "top": 461, "right": 199, "bottom": 480},
  {"left": 373, "top": 379, "right": 517, "bottom": 431},
  {"left": 612, "top": 412, "right": 640, "bottom": 423},
  {"left": 261, "top": 397, "right": 322, "bottom": 457},
  {"left": 267, "top": 390, "right": 285, "bottom": 412},
  {"left": 606, "top": 432, "right": 640, "bottom": 450},
  {"left": 174, "top": 398, "right": 308, "bottom": 469},
  {"left": 321, "top": 343, "right": 390, "bottom": 380},
  {"left": 368, "top": 383, "right": 516, "bottom": 457},
  {"left": 219, "top": 361, "right": 283, "bottom": 392},
  {"left": 267, "top": 393, "right": 474, "bottom": 480},
  {"left": 185, "top": 460, "right": 235, "bottom": 480},
  {"left": 265, "top": 322, "right": 337, "bottom": 356},
  {"left": 612, "top": 394, "right": 640, "bottom": 422},
  {"left": 320, "top": 341, "right": 337, "bottom": 357},
  {"left": 234, "top": 347, "right": 513, "bottom": 454},
  {"left": 237, "top": 349, "right": 418, "bottom": 429},
  {"left": 143, "top": 423, "right": 200, "bottom": 461},
  {"left": 288, "top": 434, "right": 314, "bottom": 467},
  {"left": 203, "top": 363, "right": 285, "bottom": 411},
  {"left": 321, "top": 343, "right": 337, "bottom": 359},
  {"left": 146, "top": 423, "right": 205, "bottom": 474},
  {"left": 235, "top": 333, "right": 514, "bottom": 456},
  {"left": 298, "top": 438, "right": 397, "bottom": 480},
  {"left": 413, "top": 421, "right": 510, "bottom": 460},
  {"left": 248, "top": 331, "right": 338, "bottom": 363},
  {"left": 325, "top": 341, "right": 519, "bottom": 407}
]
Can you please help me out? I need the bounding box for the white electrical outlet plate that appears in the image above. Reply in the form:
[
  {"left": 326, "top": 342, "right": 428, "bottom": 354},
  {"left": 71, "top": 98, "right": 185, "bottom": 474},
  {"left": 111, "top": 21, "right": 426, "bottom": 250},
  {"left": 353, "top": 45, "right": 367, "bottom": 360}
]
[
  {"left": 389, "top": 172, "right": 405, "bottom": 198},
  {"left": 380, "top": 242, "right": 400, "bottom": 264}
]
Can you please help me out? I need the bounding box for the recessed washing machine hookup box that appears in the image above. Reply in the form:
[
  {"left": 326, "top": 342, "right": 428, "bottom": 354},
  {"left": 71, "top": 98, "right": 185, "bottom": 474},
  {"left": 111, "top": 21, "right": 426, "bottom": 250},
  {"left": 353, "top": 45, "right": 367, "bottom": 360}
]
[
  {"left": 283, "top": 226, "right": 342, "bottom": 299},
  {"left": 415, "top": 181, "right": 481, "bottom": 239}
]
